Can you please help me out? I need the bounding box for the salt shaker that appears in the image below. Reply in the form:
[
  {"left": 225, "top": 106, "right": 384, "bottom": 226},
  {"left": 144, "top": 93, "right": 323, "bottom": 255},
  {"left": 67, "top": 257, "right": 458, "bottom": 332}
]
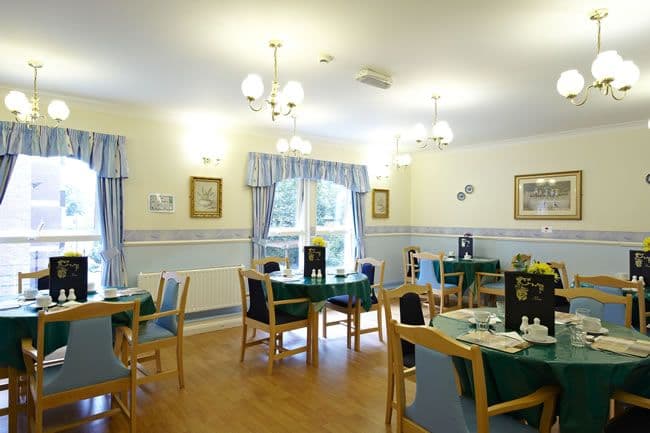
[
  {"left": 640, "top": 276, "right": 646, "bottom": 286},
  {"left": 68, "top": 288, "right": 77, "bottom": 301},
  {"left": 632, "top": 275, "right": 638, "bottom": 282},
  {"left": 317, "top": 269, "right": 322, "bottom": 279},
  {"left": 520, "top": 315, "right": 529, "bottom": 334},
  {"left": 311, "top": 269, "right": 316, "bottom": 279},
  {"left": 58, "top": 289, "right": 67, "bottom": 304}
]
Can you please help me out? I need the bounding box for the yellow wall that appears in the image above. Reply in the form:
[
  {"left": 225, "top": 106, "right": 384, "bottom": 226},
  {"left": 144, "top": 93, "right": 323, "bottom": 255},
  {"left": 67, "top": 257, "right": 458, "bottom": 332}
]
[
  {"left": 0, "top": 95, "right": 411, "bottom": 230},
  {"left": 410, "top": 127, "right": 649, "bottom": 231}
]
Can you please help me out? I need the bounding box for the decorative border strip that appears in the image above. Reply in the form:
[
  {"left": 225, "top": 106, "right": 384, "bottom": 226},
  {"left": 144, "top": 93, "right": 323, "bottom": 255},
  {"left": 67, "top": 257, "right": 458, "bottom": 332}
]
[{"left": 124, "top": 229, "right": 251, "bottom": 242}]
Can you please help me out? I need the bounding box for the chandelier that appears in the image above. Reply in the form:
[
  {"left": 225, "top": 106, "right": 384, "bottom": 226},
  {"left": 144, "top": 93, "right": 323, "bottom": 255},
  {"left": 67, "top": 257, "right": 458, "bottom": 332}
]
[
  {"left": 414, "top": 95, "right": 453, "bottom": 150},
  {"left": 556, "top": 9, "right": 640, "bottom": 106},
  {"left": 394, "top": 135, "right": 411, "bottom": 168},
  {"left": 4, "top": 60, "right": 70, "bottom": 127},
  {"left": 241, "top": 40, "right": 304, "bottom": 121},
  {"left": 276, "top": 116, "right": 312, "bottom": 157}
]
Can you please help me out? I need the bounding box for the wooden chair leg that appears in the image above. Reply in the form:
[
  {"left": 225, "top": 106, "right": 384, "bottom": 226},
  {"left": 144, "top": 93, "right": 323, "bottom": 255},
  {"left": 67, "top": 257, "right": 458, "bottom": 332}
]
[
  {"left": 346, "top": 309, "right": 352, "bottom": 349},
  {"left": 385, "top": 361, "right": 394, "bottom": 424},
  {"left": 177, "top": 338, "right": 185, "bottom": 389},
  {"left": 267, "top": 332, "right": 276, "bottom": 375},
  {"left": 154, "top": 349, "right": 162, "bottom": 373},
  {"left": 322, "top": 307, "right": 328, "bottom": 338},
  {"left": 34, "top": 402, "right": 43, "bottom": 433},
  {"left": 377, "top": 305, "right": 384, "bottom": 342},
  {"left": 8, "top": 367, "right": 19, "bottom": 433},
  {"left": 354, "top": 300, "right": 361, "bottom": 352},
  {"left": 130, "top": 377, "right": 137, "bottom": 433},
  {"left": 240, "top": 323, "right": 248, "bottom": 362},
  {"left": 306, "top": 310, "right": 312, "bottom": 365}
]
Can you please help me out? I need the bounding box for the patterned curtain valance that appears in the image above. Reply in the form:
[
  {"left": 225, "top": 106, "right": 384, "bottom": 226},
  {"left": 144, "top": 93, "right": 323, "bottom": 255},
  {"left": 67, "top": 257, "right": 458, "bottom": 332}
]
[
  {"left": 246, "top": 152, "right": 370, "bottom": 193},
  {"left": 0, "top": 121, "right": 128, "bottom": 179}
]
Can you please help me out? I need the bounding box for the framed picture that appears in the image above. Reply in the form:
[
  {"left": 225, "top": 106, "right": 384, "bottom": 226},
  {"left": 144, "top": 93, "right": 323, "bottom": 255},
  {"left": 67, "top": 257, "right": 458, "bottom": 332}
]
[
  {"left": 514, "top": 170, "right": 582, "bottom": 220},
  {"left": 148, "top": 193, "right": 175, "bottom": 213},
  {"left": 372, "top": 188, "right": 390, "bottom": 218},
  {"left": 190, "top": 176, "right": 222, "bottom": 218}
]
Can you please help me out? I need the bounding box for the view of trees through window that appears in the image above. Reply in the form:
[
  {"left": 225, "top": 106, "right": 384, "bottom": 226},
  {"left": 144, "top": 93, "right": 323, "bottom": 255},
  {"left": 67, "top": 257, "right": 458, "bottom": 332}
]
[
  {"left": 267, "top": 179, "right": 353, "bottom": 270},
  {"left": 0, "top": 155, "right": 102, "bottom": 295}
]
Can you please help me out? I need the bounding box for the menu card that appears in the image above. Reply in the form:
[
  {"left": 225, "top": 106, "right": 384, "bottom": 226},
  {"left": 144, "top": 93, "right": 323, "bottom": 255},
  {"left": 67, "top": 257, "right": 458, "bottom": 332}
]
[
  {"left": 505, "top": 272, "right": 555, "bottom": 335},
  {"left": 457, "top": 331, "right": 531, "bottom": 353},
  {"left": 303, "top": 246, "right": 326, "bottom": 278},
  {"left": 591, "top": 336, "right": 650, "bottom": 357},
  {"left": 629, "top": 250, "right": 650, "bottom": 284}
]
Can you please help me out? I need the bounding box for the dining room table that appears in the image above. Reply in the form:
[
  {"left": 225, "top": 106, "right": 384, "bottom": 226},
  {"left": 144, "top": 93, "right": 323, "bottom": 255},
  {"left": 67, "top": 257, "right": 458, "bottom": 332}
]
[
  {"left": 0, "top": 289, "right": 156, "bottom": 433},
  {"left": 419, "top": 257, "right": 500, "bottom": 295},
  {"left": 269, "top": 271, "right": 372, "bottom": 367},
  {"left": 430, "top": 308, "right": 650, "bottom": 433}
]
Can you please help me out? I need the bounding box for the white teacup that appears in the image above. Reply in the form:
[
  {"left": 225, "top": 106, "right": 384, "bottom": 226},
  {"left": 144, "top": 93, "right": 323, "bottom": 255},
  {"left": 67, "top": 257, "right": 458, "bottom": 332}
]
[
  {"left": 582, "top": 317, "right": 602, "bottom": 333},
  {"left": 282, "top": 268, "right": 292, "bottom": 277},
  {"left": 23, "top": 288, "right": 38, "bottom": 300},
  {"left": 104, "top": 288, "right": 118, "bottom": 299},
  {"left": 464, "top": 253, "right": 472, "bottom": 259},
  {"left": 336, "top": 267, "right": 345, "bottom": 276},
  {"left": 35, "top": 294, "right": 52, "bottom": 308},
  {"left": 527, "top": 323, "right": 549, "bottom": 339},
  {"left": 87, "top": 282, "right": 96, "bottom": 293}
]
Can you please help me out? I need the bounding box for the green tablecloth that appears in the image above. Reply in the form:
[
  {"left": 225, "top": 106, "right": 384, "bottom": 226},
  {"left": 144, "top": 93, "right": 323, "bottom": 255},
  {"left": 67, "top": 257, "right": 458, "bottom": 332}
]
[
  {"left": 0, "top": 292, "right": 156, "bottom": 370},
  {"left": 431, "top": 310, "right": 650, "bottom": 433},
  {"left": 426, "top": 258, "right": 500, "bottom": 291},
  {"left": 270, "top": 272, "right": 372, "bottom": 317}
]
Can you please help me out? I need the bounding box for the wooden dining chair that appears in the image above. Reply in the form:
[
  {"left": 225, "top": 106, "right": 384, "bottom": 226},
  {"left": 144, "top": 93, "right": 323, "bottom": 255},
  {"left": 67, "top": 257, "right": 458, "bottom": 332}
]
[
  {"left": 548, "top": 261, "right": 571, "bottom": 312},
  {"left": 322, "top": 257, "right": 385, "bottom": 351},
  {"left": 411, "top": 251, "right": 463, "bottom": 313},
  {"left": 17, "top": 268, "right": 49, "bottom": 293},
  {"left": 574, "top": 275, "right": 644, "bottom": 331},
  {"left": 555, "top": 288, "right": 633, "bottom": 328},
  {"left": 381, "top": 283, "right": 435, "bottom": 425},
  {"left": 402, "top": 246, "right": 421, "bottom": 284},
  {"left": 475, "top": 253, "right": 532, "bottom": 306},
  {"left": 118, "top": 272, "right": 191, "bottom": 388},
  {"left": 238, "top": 268, "right": 312, "bottom": 375},
  {"left": 21, "top": 300, "right": 140, "bottom": 433},
  {"left": 388, "top": 321, "right": 559, "bottom": 433},
  {"left": 608, "top": 393, "right": 650, "bottom": 433},
  {"left": 251, "top": 256, "right": 289, "bottom": 274}
]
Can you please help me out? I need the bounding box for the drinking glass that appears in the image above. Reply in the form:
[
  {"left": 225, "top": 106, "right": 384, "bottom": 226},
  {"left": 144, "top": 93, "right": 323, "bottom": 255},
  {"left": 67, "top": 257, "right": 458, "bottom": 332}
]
[
  {"left": 570, "top": 325, "right": 586, "bottom": 347},
  {"left": 575, "top": 307, "right": 591, "bottom": 325},
  {"left": 473, "top": 310, "right": 492, "bottom": 335},
  {"left": 496, "top": 300, "right": 506, "bottom": 319}
]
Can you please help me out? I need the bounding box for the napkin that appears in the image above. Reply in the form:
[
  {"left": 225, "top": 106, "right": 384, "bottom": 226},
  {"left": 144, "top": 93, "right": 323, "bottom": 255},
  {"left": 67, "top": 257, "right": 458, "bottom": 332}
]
[
  {"left": 0, "top": 300, "right": 21, "bottom": 310},
  {"left": 496, "top": 331, "right": 525, "bottom": 342}
]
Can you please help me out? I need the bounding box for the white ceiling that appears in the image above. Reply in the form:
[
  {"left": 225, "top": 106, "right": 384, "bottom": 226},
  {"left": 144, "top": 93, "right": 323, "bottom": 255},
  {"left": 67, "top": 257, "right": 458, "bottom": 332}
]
[{"left": 1, "top": 0, "right": 649, "bottom": 150}]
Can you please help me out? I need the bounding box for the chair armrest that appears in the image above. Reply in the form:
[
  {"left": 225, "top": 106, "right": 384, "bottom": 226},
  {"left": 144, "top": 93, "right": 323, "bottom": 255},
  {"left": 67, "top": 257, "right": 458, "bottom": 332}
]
[
  {"left": 371, "top": 283, "right": 383, "bottom": 290},
  {"left": 445, "top": 272, "right": 465, "bottom": 278},
  {"left": 21, "top": 338, "right": 38, "bottom": 362},
  {"left": 612, "top": 390, "right": 650, "bottom": 410},
  {"left": 118, "top": 326, "right": 134, "bottom": 343},
  {"left": 487, "top": 385, "right": 559, "bottom": 417},
  {"left": 139, "top": 310, "right": 178, "bottom": 322},
  {"left": 274, "top": 297, "right": 311, "bottom": 306}
]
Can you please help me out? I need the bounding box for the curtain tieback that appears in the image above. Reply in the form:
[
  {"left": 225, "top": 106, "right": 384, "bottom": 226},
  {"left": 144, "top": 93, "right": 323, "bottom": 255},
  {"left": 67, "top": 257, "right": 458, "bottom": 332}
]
[{"left": 101, "top": 247, "right": 122, "bottom": 261}]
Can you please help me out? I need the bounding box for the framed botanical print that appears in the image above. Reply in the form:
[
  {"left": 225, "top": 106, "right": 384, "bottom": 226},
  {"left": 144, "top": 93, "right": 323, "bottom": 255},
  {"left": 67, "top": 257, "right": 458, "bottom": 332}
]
[
  {"left": 372, "top": 188, "right": 390, "bottom": 218},
  {"left": 190, "top": 176, "right": 222, "bottom": 218},
  {"left": 514, "top": 170, "right": 582, "bottom": 220}
]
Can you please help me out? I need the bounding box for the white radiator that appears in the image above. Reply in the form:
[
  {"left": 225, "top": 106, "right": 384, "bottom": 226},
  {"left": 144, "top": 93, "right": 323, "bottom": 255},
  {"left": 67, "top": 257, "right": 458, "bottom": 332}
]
[{"left": 137, "top": 265, "right": 244, "bottom": 313}]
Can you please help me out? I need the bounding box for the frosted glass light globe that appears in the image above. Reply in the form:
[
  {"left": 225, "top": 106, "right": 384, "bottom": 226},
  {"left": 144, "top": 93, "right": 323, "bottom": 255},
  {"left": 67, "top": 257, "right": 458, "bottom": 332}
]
[
  {"left": 276, "top": 138, "right": 289, "bottom": 153},
  {"left": 557, "top": 69, "right": 585, "bottom": 97},
  {"left": 612, "top": 60, "right": 640, "bottom": 90},
  {"left": 301, "top": 140, "right": 312, "bottom": 155},
  {"left": 241, "top": 74, "right": 264, "bottom": 99},
  {"left": 289, "top": 135, "right": 302, "bottom": 151},
  {"left": 47, "top": 100, "right": 70, "bottom": 121},
  {"left": 591, "top": 50, "right": 623, "bottom": 82},
  {"left": 432, "top": 121, "right": 453, "bottom": 143},
  {"left": 4, "top": 90, "right": 29, "bottom": 114},
  {"left": 395, "top": 153, "right": 412, "bottom": 167},
  {"left": 414, "top": 123, "right": 427, "bottom": 141},
  {"left": 283, "top": 81, "right": 304, "bottom": 105}
]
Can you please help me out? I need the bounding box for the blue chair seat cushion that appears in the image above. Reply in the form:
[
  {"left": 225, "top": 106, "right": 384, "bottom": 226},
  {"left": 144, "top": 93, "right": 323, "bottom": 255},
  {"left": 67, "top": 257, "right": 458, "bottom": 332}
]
[
  {"left": 430, "top": 281, "right": 460, "bottom": 290},
  {"left": 247, "top": 308, "right": 307, "bottom": 325},
  {"left": 42, "top": 362, "right": 129, "bottom": 396},
  {"left": 481, "top": 281, "right": 505, "bottom": 290},
  {"left": 138, "top": 322, "right": 176, "bottom": 343},
  {"left": 327, "top": 294, "right": 378, "bottom": 308}
]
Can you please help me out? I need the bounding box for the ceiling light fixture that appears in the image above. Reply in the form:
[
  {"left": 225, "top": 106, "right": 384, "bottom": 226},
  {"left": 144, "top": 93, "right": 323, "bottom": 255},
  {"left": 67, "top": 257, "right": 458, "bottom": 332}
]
[
  {"left": 276, "top": 116, "right": 312, "bottom": 157},
  {"left": 414, "top": 95, "right": 453, "bottom": 150},
  {"left": 394, "top": 135, "right": 411, "bottom": 168},
  {"left": 557, "top": 8, "right": 640, "bottom": 106},
  {"left": 241, "top": 40, "right": 304, "bottom": 122},
  {"left": 4, "top": 60, "right": 70, "bottom": 127}
]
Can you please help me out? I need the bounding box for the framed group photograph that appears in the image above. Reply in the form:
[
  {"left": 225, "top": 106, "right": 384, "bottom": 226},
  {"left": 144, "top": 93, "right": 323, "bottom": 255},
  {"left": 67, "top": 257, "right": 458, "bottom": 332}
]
[
  {"left": 190, "top": 176, "right": 222, "bottom": 218},
  {"left": 372, "top": 188, "right": 390, "bottom": 219},
  {"left": 147, "top": 193, "right": 175, "bottom": 213},
  {"left": 514, "top": 170, "right": 582, "bottom": 220}
]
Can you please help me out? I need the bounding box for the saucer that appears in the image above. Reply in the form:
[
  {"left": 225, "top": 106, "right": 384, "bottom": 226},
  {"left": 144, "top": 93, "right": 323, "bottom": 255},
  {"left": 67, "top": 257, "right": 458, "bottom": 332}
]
[
  {"left": 469, "top": 316, "right": 501, "bottom": 325},
  {"left": 33, "top": 302, "right": 57, "bottom": 309},
  {"left": 583, "top": 326, "right": 609, "bottom": 335},
  {"left": 522, "top": 335, "right": 557, "bottom": 345}
]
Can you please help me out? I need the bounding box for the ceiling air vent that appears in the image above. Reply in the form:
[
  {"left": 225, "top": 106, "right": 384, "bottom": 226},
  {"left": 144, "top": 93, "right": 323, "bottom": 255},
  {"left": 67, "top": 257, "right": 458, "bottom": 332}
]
[{"left": 355, "top": 68, "right": 392, "bottom": 89}]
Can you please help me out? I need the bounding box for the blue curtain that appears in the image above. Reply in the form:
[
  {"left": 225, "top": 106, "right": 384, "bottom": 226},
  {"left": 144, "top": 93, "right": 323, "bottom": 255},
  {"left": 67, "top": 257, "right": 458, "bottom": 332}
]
[
  {"left": 0, "top": 121, "right": 129, "bottom": 285},
  {"left": 351, "top": 191, "right": 366, "bottom": 259},
  {"left": 0, "top": 154, "right": 18, "bottom": 205},
  {"left": 251, "top": 185, "right": 276, "bottom": 260}
]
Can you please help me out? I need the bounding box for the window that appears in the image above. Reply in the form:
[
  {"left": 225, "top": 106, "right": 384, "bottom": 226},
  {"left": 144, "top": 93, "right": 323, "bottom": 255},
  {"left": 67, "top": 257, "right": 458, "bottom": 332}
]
[
  {"left": 0, "top": 156, "right": 102, "bottom": 295},
  {"left": 266, "top": 179, "right": 355, "bottom": 270}
]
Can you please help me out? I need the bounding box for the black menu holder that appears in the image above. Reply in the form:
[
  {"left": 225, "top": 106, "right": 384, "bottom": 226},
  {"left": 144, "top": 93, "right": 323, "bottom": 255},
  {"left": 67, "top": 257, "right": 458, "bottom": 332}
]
[
  {"left": 49, "top": 256, "right": 88, "bottom": 301},
  {"left": 459, "top": 236, "right": 473, "bottom": 258},
  {"left": 505, "top": 272, "right": 555, "bottom": 336},
  {"left": 304, "top": 246, "right": 326, "bottom": 278},
  {"left": 629, "top": 250, "right": 650, "bottom": 284}
]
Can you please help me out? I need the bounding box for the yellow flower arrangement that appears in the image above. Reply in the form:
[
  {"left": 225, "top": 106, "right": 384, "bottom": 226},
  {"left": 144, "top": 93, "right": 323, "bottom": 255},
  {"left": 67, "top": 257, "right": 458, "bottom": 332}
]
[
  {"left": 311, "top": 236, "right": 327, "bottom": 247},
  {"left": 526, "top": 261, "right": 558, "bottom": 281},
  {"left": 643, "top": 237, "right": 650, "bottom": 252},
  {"left": 63, "top": 251, "right": 82, "bottom": 257}
]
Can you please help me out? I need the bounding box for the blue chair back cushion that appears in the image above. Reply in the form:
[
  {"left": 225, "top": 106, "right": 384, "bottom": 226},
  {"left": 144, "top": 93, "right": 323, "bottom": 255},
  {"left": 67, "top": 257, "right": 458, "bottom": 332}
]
[
  {"left": 37, "top": 276, "right": 50, "bottom": 291},
  {"left": 399, "top": 293, "right": 425, "bottom": 367},
  {"left": 263, "top": 261, "right": 280, "bottom": 274},
  {"left": 155, "top": 277, "right": 180, "bottom": 334},
  {"left": 569, "top": 286, "right": 625, "bottom": 326},
  {"left": 361, "top": 262, "right": 377, "bottom": 301},
  {"left": 247, "top": 278, "right": 270, "bottom": 323},
  {"left": 416, "top": 259, "right": 435, "bottom": 286},
  {"left": 43, "top": 317, "right": 129, "bottom": 395}
]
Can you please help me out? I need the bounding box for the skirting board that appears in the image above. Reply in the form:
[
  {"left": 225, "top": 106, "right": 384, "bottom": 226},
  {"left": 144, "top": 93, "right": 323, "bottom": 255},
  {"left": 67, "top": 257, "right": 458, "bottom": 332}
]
[{"left": 184, "top": 314, "right": 241, "bottom": 336}]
